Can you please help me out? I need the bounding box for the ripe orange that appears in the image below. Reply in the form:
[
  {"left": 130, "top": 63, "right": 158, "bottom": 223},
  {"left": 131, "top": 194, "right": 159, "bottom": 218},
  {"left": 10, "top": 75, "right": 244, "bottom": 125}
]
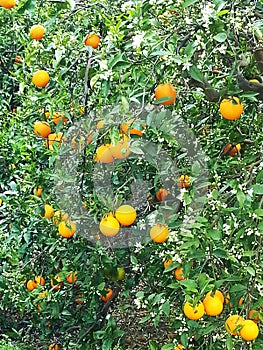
[
  {"left": 37, "top": 290, "right": 47, "bottom": 298},
  {"left": 58, "top": 220, "right": 76, "bottom": 238},
  {"left": 203, "top": 294, "right": 223, "bottom": 316},
  {"left": 34, "top": 186, "right": 42, "bottom": 197},
  {"left": 34, "top": 121, "right": 51, "bottom": 138},
  {"left": 115, "top": 205, "right": 136, "bottom": 226},
  {"left": 100, "top": 288, "right": 113, "bottom": 302},
  {"left": 66, "top": 271, "right": 77, "bottom": 284},
  {"left": 174, "top": 344, "right": 183, "bottom": 350},
  {"left": 52, "top": 210, "right": 69, "bottom": 224},
  {"left": 44, "top": 204, "right": 54, "bottom": 219},
  {"left": 205, "top": 290, "right": 224, "bottom": 304},
  {"left": 225, "top": 315, "right": 244, "bottom": 335},
  {"left": 156, "top": 188, "right": 169, "bottom": 201},
  {"left": 99, "top": 214, "right": 120, "bottom": 237},
  {"left": 45, "top": 132, "right": 63, "bottom": 150},
  {"left": 29, "top": 25, "right": 46, "bottom": 40},
  {"left": 154, "top": 83, "right": 177, "bottom": 105},
  {"left": 51, "top": 111, "right": 68, "bottom": 124},
  {"left": 26, "top": 279, "right": 38, "bottom": 291},
  {"left": 248, "top": 309, "right": 259, "bottom": 323},
  {"left": 110, "top": 135, "right": 130, "bottom": 159},
  {"left": 120, "top": 119, "right": 146, "bottom": 136},
  {"left": 84, "top": 34, "right": 100, "bottom": 48},
  {"left": 223, "top": 143, "right": 241, "bottom": 156},
  {"left": 150, "top": 224, "right": 169, "bottom": 243},
  {"left": 240, "top": 320, "right": 259, "bottom": 341},
  {"left": 0, "top": 0, "right": 16, "bottom": 8},
  {"left": 178, "top": 175, "right": 190, "bottom": 188},
  {"left": 164, "top": 259, "right": 173, "bottom": 269},
  {"left": 174, "top": 266, "right": 185, "bottom": 281},
  {"left": 48, "top": 344, "right": 59, "bottom": 350},
  {"left": 32, "top": 70, "right": 50, "bottom": 88},
  {"left": 220, "top": 97, "right": 243, "bottom": 120},
  {"left": 183, "top": 301, "right": 205, "bottom": 320},
  {"left": 94, "top": 144, "right": 114, "bottom": 163},
  {"left": 35, "top": 276, "right": 45, "bottom": 285},
  {"left": 50, "top": 275, "right": 63, "bottom": 290}
]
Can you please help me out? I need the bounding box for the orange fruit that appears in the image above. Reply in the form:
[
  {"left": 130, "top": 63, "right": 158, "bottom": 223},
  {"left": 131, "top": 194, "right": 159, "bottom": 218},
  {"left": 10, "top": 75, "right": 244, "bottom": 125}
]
[
  {"left": 32, "top": 70, "right": 50, "bottom": 88},
  {"left": 100, "top": 288, "right": 113, "bottom": 302},
  {"left": 35, "top": 276, "right": 45, "bottom": 286},
  {"left": 37, "top": 290, "right": 47, "bottom": 298},
  {"left": 183, "top": 301, "right": 205, "bottom": 320},
  {"left": 45, "top": 132, "right": 63, "bottom": 150},
  {"left": 110, "top": 135, "right": 130, "bottom": 159},
  {"left": 34, "top": 187, "right": 43, "bottom": 197},
  {"left": 34, "top": 121, "right": 51, "bottom": 138},
  {"left": 220, "top": 97, "right": 243, "bottom": 120},
  {"left": 164, "top": 259, "right": 173, "bottom": 269},
  {"left": 50, "top": 275, "right": 63, "bottom": 290},
  {"left": 99, "top": 214, "right": 120, "bottom": 237},
  {"left": 115, "top": 204, "right": 136, "bottom": 226},
  {"left": 154, "top": 83, "right": 177, "bottom": 105},
  {"left": 225, "top": 314, "right": 244, "bottom": 335},
  {"left": 94, "top": 144, "right": 114, "bottom": 163},
  {"left": 51, "top": 111, "right": 68, "bottom": 124},
  {"left": 96, "top": 120, "right": 105, "bottom": 130},
  {"left": 26, "top": 279, "right": 38, "bottom": 291},
  {"left": 44, "top": 204, "right": 54, "bottom": 219},
  {"left": 205, "top": 290, "right": 224, "bottom": 304},
  {"left": 0, "top": 0, "right": 16, "bottom": 8},
  {"left": 84, "top": 34, "right": 100, "bottom": 48},
  {"left": 48, "top": 344, "right": 59, "bottom": 350},
  {"left": 240, "top": 320, "right": 259, "bottom": 341},
  {"left": 52, "top": 210, "right": 69, "bottom": 224},
  {"left": 14, "top": 55, "right": 23, "bottom": 63},
  {"left": 248, "top": 309, "right": 259, "bottom": 323},
  {"left": 29, "top": 25, "right": 46, "bottom": 40},
  {"left": 58, "top": 220, "right": 76, "bottom": 238},
  {"left": 223, "top": 143, "right": 241, "bottom": 156},
  {"left": 120, "top": 119, "right": 146, "bottom": 136},
  {"left": 203, "top": 294, "right": 223, "bottom": 316},
  {"left": 150, "top": 224, "right": 169, "bottom": 243},
  {"left": 174, "top": 345, "right": 183, "bottom": 350},
  {"left": 66, "top": 271, "right": 77, "bottom": 284},
  {"left": 156, "top": 188, "right": 169, "bottom": 201},
  {"left": 174, "top": 266, "right": 185, "bottom": 281},
  {"left": 178, "top": 175, "right": 190, "bottom": 189}
]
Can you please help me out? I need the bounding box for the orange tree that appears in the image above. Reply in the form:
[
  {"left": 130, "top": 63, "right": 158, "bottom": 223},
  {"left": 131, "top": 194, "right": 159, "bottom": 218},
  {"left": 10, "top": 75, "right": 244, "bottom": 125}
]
[{"left": 0, "top": 0, "right": 263, "bottom": 349}]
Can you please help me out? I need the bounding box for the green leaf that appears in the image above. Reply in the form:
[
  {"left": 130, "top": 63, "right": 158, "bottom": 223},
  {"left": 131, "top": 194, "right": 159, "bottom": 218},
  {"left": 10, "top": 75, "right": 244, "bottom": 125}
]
[
  {"left": 162, "top": 300, "right": 170, "bottom": 317},
  {"left": 213, "top": 248, "right": 228, "bottom": 259},
  {"left": 226, "top": 334, "right": 233, "bottom": 350},
  {"left": 246, "top": 266, "right": 255, "bottom": 276},
  {"left": 217, "top": 9, "right": 229, "bottom": 17},
  {"left": 206, "top": 229, "right": 222, "bottom": 241},
  {"left": 139, "top": 314, "right": 151, "bottom": 324},
  {"left": 179, "top": 279, "right": 198, "bottom": 293},
  {"left": 182, "top": 0, "right": 199, "bottom": 7},
  {"left": 130, "top": 255, "right": 138, "bottom": 264},
  {"left": 214, "top": 32, "right": 227, "bottom": 42},
  {"left": 252, "top": 184, "right": 263, "bottom": 194},
  {"left": 184, "top": 42, "right": 196, "bottom": 58},
  {"left": 237, "top": 190, "right": 246, "bottom": 208},
  {"left": 229, "top": 284, "right": 247, "bottom": 292},
  {"left": 149, "top": 340, "right": 159, "bottom": 350},
  {"left": 161, "top": 344, "right": 174, "bottom": 350},
  {"left": 189, "top": 65, "right": 203, "bottom": 83}
]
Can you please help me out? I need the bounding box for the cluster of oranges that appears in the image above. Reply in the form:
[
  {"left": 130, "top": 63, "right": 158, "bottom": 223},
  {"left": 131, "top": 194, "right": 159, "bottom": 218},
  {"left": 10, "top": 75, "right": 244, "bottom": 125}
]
[{"left": 43, "top": 204, "right": 76, "bottom": 238}]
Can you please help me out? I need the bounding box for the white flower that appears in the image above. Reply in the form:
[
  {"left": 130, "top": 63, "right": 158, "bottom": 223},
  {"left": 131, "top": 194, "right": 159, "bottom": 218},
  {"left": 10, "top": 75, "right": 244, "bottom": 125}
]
[{"left": 132, "top": 33, "right": 145, "bottom": 49}]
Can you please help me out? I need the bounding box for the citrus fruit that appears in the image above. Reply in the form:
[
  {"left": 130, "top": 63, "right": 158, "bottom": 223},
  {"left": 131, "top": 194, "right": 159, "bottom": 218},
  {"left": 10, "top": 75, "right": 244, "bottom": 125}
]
[
  {"left": 248, "top": 309, "right": 259, "bottom": 323},
  {"left": 223, "top": 143, "right": 241, "bottom": 156},
  {"left": 156, "top": 188, "right": 169, "bottom": 201},
  {"left": 164, "top": 259, "right": 173, "bottom": 269},
  {"left": 178, "top": 175, "right": 190, "bottom": 188},
  {"left": 0, "top": 0, "right": 16, "bottom": 8},
  {"left": 45, "top": 132, "right": 63, "bottom": 150},
  {"left": 58, "top": 220, "right": 76, "bottom": 238},
  {"left": 174, "top": 266, "right": 185, "bottom": 281},
  {"left": 174, "top": 345, "right": 183, "bottom": 350},
  {"left": 94, "top": 144, "right": 114, "bottom": 163},
  {"left": 96, "top": 119, "right": 105, "bottom": 130},
  {"left": 220, "top": 97, "right": 243, "bottom": 120},
  {"left": 120, "top": 119, "right": 146, "bottom": 136},
  {"left": 100, "top": 288, "right": 113, "bottom": 302},
  {"left": 26, "top": 279, "right": 38, "bottom": 291},
  {"left": 205, "top": 290, "right": 224, "bottom": 303},
  {"left": 35, "top": 276, "right": 45, "bottom": 285},
  {"left": 34, "top": 187, "right": 43, "bottom": 197},
  {"left": 48, "top": 344, "right": 59, "bottom": 350},
  {"left": 29, "top": 25, "right": 46, "bottom": 40},
  {"left": 183, "top": 301, "right": 205, "bottom": 320},
  {"left": 34, "top": 121, "right": 51, "bottom": 138},
  {"left": 51, "top": 111, "right": 68, "bottom": 124},
  {"left": 53, "top": 210, "right": 69, "bottom": 224},
  {"left": 115, "top": 204, "right": 136, "bottom": 226},
  {"left": 99, "top": 214, "right": 120, "bottom": 237},
  {"left": 203, "top": 294, "right": 223, "bottom": 316},
  {"left": 14, "top": 55, "right": 23, "bottom": 63},
  {"left": 84, "top": 34, "right": 100, "bottom": 48},
  {"left": 240, "top": 319, "right": 259, "bottom": 341},
  {"left": 110, "top": 135, "right": 130, "bottom": 159},
  {"left": 44, "top": 204, "right": 54, "bottom": 219},
  {"left": 150, "top": 224, "right": 169, "bottom": 243},
  {"left": 154, "top": 83, "right": 177, "bottom": 105},
  {"left": 50, "top": 275, "right": 63, "bottom": 290},
  {"left": 37, "top": 290, "right": 47, "bottom": 298},
  {"left": 32, "top": 70, "right": 50, "bottom": 88},
  {"left": 225, "top": 315, "right": 244, "bottom": 335},
  {"left": 116, "top": 267, "right": 126, "bottom": 280},
  {"left": 66, "top": 271, "right": 77, "bottom": 284}
]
